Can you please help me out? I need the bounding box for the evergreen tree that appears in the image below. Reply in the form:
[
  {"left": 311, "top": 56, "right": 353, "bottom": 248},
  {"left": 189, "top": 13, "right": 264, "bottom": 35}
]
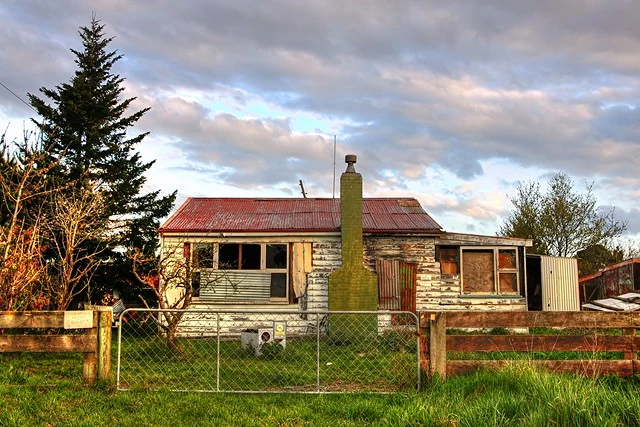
[{"left": 28, "top": 17, "right": 175, "bottom": 302}]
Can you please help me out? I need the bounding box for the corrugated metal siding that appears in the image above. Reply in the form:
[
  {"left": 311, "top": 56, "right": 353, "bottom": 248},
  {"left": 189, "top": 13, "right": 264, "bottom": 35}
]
[
  {"left": 578, "top": 259, "right": 640, "bottom": 303},
  {"left": 399, "top": 262, "right": 417, "bottom": 313},
  {"left": 540, "top": 256, "right": 579, "bottom": 311},
  {"left": 159, "top": 198, "right": 442, "bottom": 233},
  {"left": 603, "top": 263, "right": 635, "bottom": 297},
  {"left": 376, "top": 260, "right": 401, "bottom": 310},
  {"left": 375, "top": 259, "right": 417, "bottom": 312},
  {"left": 200, "top": 271, "right": 271, "bottom": 302}
]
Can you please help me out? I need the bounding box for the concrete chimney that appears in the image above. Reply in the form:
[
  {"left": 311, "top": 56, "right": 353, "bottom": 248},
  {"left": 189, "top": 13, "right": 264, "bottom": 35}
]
[{"left": 328, "top": 155, "right": 378, "bottom": 342}]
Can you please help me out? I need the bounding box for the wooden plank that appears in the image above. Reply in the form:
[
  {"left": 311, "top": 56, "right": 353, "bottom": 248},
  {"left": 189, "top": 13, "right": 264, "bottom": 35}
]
[
  {"left": 0, "top": 335, "right": 97, "bottom": 353},
  {"left": 419, "top": 311, "right": 640, "bottom": 328},
  {"left": 447, "top": 335, "right": 640, "bottom": 352},
  {"left": 0, "top": 311, "right": 98, "bottom": 329},
  {"left": 447, "top": 360, "right": 635, "bottom": 377}
]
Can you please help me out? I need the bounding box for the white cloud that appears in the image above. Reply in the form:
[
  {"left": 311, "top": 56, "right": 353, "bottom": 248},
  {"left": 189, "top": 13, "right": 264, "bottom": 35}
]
[{"left": 2, "top": 1, "right": 640, "bottom": 236}]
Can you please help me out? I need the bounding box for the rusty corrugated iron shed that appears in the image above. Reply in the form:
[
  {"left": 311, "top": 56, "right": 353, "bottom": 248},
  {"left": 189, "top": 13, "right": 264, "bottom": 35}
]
[
  {"left": 159, "top": 198, "right": 443, "bottom": 234},
  {"left": 579, "top": 258, "right": 640, "bottom": 302}
]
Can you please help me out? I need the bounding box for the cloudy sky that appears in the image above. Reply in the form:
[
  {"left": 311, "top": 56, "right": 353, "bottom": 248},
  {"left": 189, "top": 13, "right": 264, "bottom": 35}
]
[{"left": 2, "top": 1, "right": 640, "bottom": 238}]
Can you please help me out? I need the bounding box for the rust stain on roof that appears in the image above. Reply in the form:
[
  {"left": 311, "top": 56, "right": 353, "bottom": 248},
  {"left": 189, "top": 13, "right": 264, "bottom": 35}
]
[{"left": 159, "top": 198, "right": 443, "bottom": 234}]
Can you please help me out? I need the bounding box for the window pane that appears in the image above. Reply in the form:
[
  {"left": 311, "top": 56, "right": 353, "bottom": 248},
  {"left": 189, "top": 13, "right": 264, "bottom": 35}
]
[
  {"left": 499, "top": 273, "right": 518, "bottom": 294},
  {"left": 266, "top": 244, "right": 287, "bottom": 269},
  {"left": 462, "top": 250, "right": 495, "bottom": 293},
  {"left": 219, "top": 244, "right": 239, "bottom": 269},
  {"left": 240, "top": 244, "right": 261, "bottom": 270},
  {"left": 498, "top": 250, "right": 517, "bottom": 269},
  {"left": 270, "top": 273, "right": 287, "bottom": 298},
  {"left": 192, "top": 271, "right": 201, "bottom": 298},
  {"left": 194, "top": 244, "right": 214, "bottom": 268}
]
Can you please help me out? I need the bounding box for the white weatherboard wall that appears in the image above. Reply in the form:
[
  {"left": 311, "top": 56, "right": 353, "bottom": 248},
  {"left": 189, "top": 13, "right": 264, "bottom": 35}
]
[
  {"left": 159, "top": 232, "right": 530, "bottom": 336},
  {"left": 539, "top": 255, "right": 580, "bottom": 311}
]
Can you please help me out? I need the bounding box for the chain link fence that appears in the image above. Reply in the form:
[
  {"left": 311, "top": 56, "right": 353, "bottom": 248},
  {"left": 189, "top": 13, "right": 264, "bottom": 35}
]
[{"left": 117, "top": 309, "right": 419, "bottom": 393}]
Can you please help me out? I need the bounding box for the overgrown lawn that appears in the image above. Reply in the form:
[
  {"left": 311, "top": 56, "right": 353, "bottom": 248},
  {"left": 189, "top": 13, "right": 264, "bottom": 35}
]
[{"left": 1, "top": 352, "right": 639, "bottom": 426}]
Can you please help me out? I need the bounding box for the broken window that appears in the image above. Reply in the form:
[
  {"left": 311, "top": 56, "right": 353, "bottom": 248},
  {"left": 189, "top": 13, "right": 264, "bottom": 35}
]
[
  {"left": 461, "top": 247, "right": 520, "bottom": 295},
  {"left": 195, "top": 242, "right": 290, "bottom": 302},
  {"left": 191, "top": 271, "right": 201, "bottom": 298},
  {"left": 217, "top": 243, "right": 260, "bottom": 270},
  {"left": 193, "top": 243, "right": 215, "bottom": 268}
]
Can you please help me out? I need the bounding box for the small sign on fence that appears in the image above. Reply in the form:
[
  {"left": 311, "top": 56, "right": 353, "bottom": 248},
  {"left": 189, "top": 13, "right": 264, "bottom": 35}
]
[{"left": 64, "top": 310, "right": 94, "bottom": 329}]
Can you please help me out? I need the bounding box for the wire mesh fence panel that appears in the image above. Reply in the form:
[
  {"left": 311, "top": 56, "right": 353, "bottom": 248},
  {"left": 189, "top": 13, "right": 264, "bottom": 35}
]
[{"left": 117, "top": 309, "right": 419, "bottom": 393}]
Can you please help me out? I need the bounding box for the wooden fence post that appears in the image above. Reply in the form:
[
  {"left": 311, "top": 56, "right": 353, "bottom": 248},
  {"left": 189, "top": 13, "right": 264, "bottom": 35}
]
[
  {"left": 429, "top": 312, "right": 447, "bottom": 379},
  {"left": 623, "top": 327, "right": 637, "bottom": 375},
  {"left": 418, "top": 313, "right": 430, "bottom": 379},
  {"left": 82, "top": 311, "right": 99, "bottom": 385},
  {"left": 97, "top": 310, "right": 112, "bottom": 381}
]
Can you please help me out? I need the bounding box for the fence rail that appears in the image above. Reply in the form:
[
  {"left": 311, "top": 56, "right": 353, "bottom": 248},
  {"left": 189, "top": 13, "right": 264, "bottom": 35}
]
[
  {"left": 420, "top": 311, "right": 640, "bottom": 379},
  {"left": 0, "top": 310, "right": 112, "bottom": 385}
]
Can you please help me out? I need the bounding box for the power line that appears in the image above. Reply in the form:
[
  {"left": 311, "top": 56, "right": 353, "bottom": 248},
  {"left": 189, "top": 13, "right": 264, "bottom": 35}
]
[{"left": 0, "top": 79, "right": 38, "bottom": 113}]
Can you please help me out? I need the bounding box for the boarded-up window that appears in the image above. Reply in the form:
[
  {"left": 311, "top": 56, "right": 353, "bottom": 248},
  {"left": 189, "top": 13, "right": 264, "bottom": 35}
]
[
  {"left": 499, "top": 274, "right": 518, "bottom": 293},
  {"left": 376, "top": 260, "right": 416, "bottom": 313},
  {"left": 438, "top": 247, "right": 459, "bottom": 274},
  {"left": 462, "top": 250, "right": 495, "bottom": 294},
  {"left": 461, "top": 247, "right": 520, "bottom": 295}
]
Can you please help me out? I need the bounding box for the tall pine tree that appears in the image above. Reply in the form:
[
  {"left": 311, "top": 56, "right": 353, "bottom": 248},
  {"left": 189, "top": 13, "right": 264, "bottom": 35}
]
[{"left": 28, "top": 17, "right": 176, "bottom": 302}]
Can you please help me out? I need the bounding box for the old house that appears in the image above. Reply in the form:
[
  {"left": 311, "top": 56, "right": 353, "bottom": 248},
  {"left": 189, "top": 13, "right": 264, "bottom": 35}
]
[{"left": 158, "top": 155, "right": 532, "bottom": 333}]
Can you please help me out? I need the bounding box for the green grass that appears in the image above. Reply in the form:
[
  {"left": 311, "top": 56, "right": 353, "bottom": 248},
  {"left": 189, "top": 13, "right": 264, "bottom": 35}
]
[
  {"left": 116, "top": 330, "right": 418, "bottom": 392},
  {"left": 1, "top": 353, "right": 639, "bottom": 426}
]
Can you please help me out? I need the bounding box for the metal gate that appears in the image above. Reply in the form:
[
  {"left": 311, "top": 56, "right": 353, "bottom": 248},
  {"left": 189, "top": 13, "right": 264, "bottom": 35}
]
[{"left": 117, "top": 309, "right": 420, "bottom": 393}]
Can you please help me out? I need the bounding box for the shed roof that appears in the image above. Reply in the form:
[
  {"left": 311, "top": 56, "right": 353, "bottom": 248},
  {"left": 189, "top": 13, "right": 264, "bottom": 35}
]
[
  {"left": 159, "top": 197, "right": 443, "bottom": 234},
  {"left": 578, "top": 258, "right": 640, "bottom": 283}
]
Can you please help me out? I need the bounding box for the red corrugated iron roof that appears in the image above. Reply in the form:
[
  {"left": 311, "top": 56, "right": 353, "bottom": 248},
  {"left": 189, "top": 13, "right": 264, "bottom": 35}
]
[{"left": 159, "top": 197, "right": 443, "bottom": 234}]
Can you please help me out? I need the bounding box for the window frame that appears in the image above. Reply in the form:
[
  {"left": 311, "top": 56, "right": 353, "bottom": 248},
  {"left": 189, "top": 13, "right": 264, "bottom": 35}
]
[
  {"left": 191, "top": 242, "right": 290, "bottom": 303},
  {"left": 459, "top": 246, "right": 520, "bottom": 296}
]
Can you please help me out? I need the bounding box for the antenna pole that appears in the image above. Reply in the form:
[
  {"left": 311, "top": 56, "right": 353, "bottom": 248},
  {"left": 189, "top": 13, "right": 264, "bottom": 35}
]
[
  {"left": 299, "top": 180, "right": 307, "bottom": 198},
  {"left": 332, "top": 135, "right": 337, "bottom": 198}
]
